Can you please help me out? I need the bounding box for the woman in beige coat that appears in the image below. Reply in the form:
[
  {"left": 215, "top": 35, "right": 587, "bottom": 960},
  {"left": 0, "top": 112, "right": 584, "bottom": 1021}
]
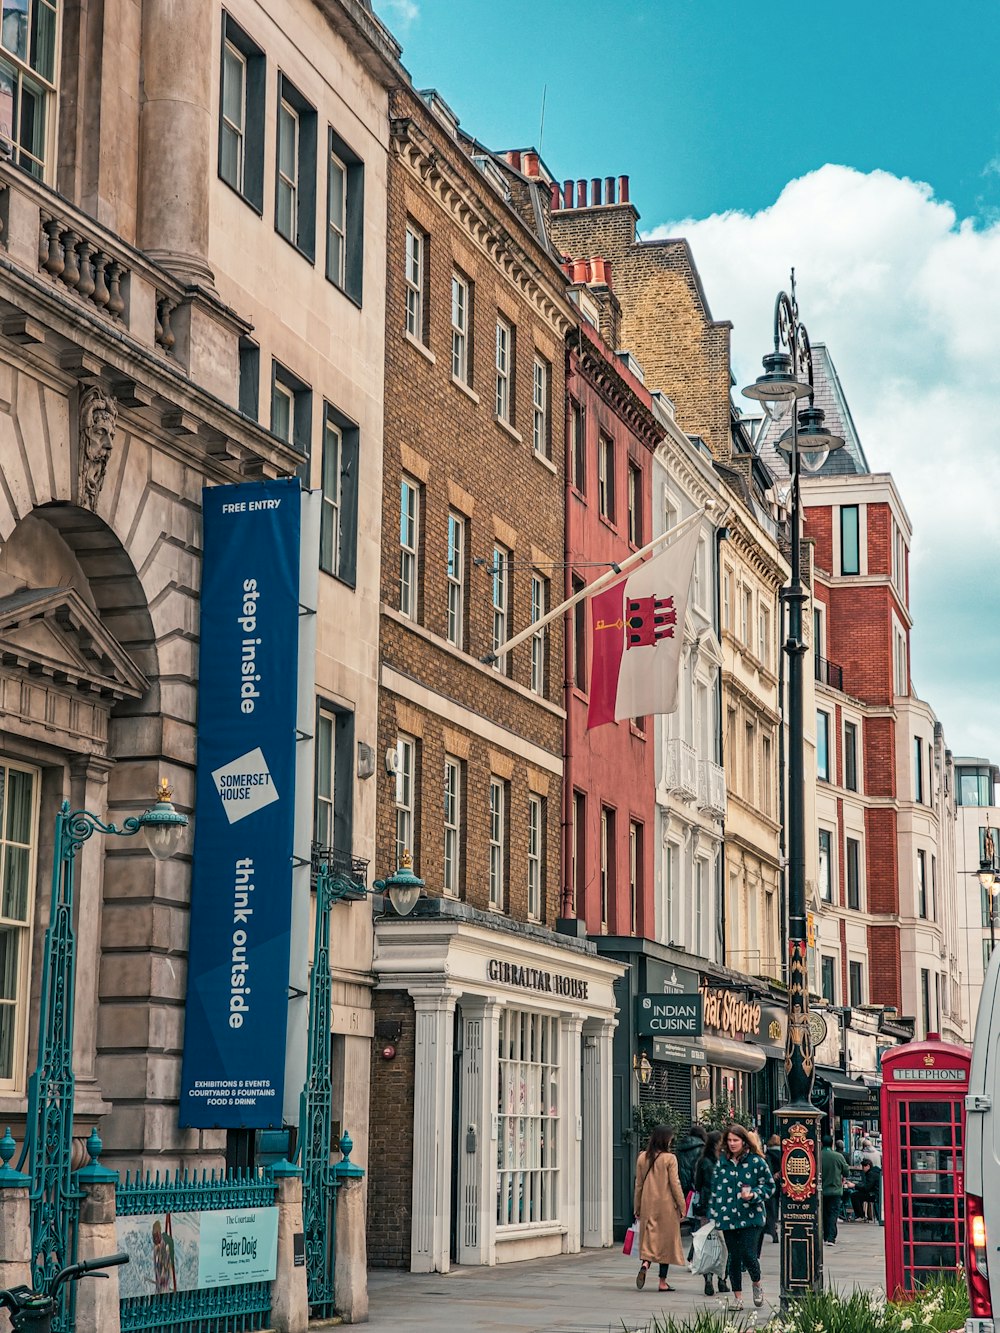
[{"left": 633, "top": 1124, "right": 687, "bottom": 1292}]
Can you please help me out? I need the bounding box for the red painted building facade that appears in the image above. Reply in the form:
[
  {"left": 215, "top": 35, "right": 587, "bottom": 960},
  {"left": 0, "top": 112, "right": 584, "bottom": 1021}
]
[{"left": 561, "top": 283, "right": 664, "bottom": 938}]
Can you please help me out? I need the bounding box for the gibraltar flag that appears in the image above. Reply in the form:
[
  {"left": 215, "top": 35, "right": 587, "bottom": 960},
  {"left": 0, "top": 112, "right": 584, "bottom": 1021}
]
[{"left": 587, "top": 524, "right": 700, "bottom": 729}]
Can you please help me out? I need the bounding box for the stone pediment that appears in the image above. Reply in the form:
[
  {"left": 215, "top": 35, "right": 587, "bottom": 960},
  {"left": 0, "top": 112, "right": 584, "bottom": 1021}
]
[{"left": 0, "top": 586, "right": 147, "bottom": 701}]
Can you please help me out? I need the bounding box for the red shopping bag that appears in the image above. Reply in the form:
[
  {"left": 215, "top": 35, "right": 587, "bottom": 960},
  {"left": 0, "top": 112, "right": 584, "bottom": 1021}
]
[{"left": 622, "top": 1220, "right": 637, "bottom": 1256}]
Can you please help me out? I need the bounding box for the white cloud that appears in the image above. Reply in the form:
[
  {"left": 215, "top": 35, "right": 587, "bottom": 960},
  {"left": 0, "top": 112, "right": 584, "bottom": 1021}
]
[
  {"left": 376, "top": 0, "right": 419, "bottom": 29},
  {"left": 644, "top": 164, "right": 1000, "bottom": 757}
]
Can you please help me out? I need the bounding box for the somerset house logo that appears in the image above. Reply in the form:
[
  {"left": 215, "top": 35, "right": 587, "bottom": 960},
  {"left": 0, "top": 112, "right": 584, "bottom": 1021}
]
[{"left": 211, "top": 747, "right": 279, "bottom": 824}]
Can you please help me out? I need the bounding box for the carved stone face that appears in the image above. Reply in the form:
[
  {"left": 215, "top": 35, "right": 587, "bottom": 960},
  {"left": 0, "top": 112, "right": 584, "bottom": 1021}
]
[{"left": 87, "top": 410, "right": 115, "bottom": 459}]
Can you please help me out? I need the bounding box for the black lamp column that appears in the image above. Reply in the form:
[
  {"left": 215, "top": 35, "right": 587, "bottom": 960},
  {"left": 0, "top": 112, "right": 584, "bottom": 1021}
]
[{"left": 742, "top": 274, "right": 844, "bottom": 1303}]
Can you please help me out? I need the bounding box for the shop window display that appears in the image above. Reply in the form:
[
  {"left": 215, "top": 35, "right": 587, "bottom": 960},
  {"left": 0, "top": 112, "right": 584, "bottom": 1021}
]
[{"left": 497, "top": 1009, "right": 559, "bottom": 1226}]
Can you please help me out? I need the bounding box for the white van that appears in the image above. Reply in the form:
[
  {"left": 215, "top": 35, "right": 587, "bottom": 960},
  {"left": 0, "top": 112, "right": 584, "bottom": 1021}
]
[{"left": 965, "top": 946, "right": 1000, "bottom": 1331}]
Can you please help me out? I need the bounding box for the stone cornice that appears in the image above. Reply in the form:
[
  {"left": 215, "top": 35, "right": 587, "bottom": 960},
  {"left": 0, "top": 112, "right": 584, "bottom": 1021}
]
[
  {"left": 390, "top": 117, "right": 574, "bottom": 341},
  {"left": 0, "top": 258, "right": 298, "bottom": 484},
  {"left": 654, "top": 438, "right": 723, "bottom": 514},
  {"left": 721, "top": 668, "right": 781, "bottom": 725},
  {"left": 570, "top": 330, "right": 663, "bottom": 452},
  {"left": 724, "top": 508, "right": 788, "bottom": 589}
]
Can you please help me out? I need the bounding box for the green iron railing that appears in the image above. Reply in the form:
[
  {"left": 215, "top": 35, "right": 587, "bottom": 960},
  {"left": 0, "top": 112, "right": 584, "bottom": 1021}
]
[
  {"left": 116, "top": 1167, "right": 276, "bottom": 1333},
  {"left": 19, "top": 792, "right": 187, "bottom": 1333}
]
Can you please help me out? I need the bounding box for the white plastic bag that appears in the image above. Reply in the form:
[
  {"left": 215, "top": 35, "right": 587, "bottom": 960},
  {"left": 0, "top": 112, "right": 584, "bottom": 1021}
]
[{"left": 690, "top": 1220, "right": 728, "bottom": 1276}]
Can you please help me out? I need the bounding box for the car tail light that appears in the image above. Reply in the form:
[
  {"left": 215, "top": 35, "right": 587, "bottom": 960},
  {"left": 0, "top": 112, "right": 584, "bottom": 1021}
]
[{"left": 968, "top": 1194, "right": 993, "bottom": 1318}]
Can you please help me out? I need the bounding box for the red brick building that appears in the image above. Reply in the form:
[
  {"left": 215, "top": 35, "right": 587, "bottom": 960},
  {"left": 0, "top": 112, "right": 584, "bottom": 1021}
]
[
  {"left": 560, "top": 290, "right": 663, "bottom": 937},
  {"left": 759, "top": 344, "right": 962, "bottom": 1040}
]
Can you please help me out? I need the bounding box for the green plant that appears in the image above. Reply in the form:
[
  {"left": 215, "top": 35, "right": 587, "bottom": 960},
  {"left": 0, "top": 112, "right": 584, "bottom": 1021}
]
[
  {"left": 628, "top": 1272, "right": 970, "bottom": 1333},
  {"left": 697, "top": 1097, "right": 755, "bottom": 1132},
  {"left": 633, "top": 1099, "right": 683, "bottom": 1142}
]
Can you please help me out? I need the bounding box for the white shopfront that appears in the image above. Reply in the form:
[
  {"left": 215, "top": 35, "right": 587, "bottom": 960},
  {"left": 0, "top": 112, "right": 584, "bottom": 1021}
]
[{"left": 374, "top": 913, "right": 625, "bottom": 1272}]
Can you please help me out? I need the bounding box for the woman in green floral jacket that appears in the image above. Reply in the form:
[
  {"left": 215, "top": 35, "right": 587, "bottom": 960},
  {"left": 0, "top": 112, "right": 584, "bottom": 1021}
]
[{"left": 708, "top": 1124, "right": 775, "bottom": 1310}]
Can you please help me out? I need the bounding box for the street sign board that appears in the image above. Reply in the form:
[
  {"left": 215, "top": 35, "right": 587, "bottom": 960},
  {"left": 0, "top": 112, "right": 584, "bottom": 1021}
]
[{"left": 636, "top": 993, "right": 703, "bottom": 1038}]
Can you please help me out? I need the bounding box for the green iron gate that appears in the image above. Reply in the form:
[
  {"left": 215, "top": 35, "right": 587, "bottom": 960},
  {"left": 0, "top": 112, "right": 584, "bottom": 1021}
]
[{"left": 116, "top": 1167, "right": 276, "bottom": 1332}]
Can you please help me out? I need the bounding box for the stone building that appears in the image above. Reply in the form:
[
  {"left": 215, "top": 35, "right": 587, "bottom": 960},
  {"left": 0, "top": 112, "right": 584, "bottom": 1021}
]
[
  {"left": 0, "top": 0, "right": 402, "bottom": 1287},
  {"left": 368, "top": 100, "right": 622, "bottom": 1274}
]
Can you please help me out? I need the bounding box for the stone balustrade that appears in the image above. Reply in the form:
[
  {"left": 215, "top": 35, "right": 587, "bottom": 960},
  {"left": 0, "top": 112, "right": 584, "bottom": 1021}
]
[
  {"left": 0, "top": 162, "right": 186, "bottom": 363},
  {"left": 38, "top": 211, "right": 129, "bottom": 321}
]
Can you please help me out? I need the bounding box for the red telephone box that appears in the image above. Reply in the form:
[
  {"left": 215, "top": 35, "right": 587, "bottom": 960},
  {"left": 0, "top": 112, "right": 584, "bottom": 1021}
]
[{"left": 881, "top": 1035, "right": 971, "bottom": 1296}]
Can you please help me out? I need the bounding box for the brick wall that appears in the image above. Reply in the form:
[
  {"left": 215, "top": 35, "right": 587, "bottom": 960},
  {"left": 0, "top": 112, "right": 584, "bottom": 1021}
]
[
  {"left": 864, "top": 716, "right": 896, "bottom": 799},
  {"left": 866, "top": 806, "right": 899, "bottom": 914},
  {"left": 867, "top": 503, "right": 891, "bottom": 578},
  {"left": 380, "top": 85, "right": 569, "bottom": 917},
  {"left": 828, "top": 584, "right": 894, "bottom": 706},
  {"left": 551, "top": 204, "right": 733, "bottom": 460},
  {"left": 805, "top": 505, "right": 833, "bottom": 574},
  {"left": 867, "top": 924, "right": 902, "bottom": 1011},
  {"left": 367, "top": 990, "right": 416, "bottom": 1267}
]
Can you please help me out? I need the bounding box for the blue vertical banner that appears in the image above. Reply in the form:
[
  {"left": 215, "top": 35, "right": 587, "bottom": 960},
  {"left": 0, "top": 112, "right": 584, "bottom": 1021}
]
[{"left": 180, "top": 478, "right": 301, "bottom": 1128}]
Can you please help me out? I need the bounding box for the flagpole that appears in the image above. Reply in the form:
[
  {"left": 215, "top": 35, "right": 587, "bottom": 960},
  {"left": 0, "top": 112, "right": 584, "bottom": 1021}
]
[{"left": 480, "top": 502, "right": 717, "bottom": 666}]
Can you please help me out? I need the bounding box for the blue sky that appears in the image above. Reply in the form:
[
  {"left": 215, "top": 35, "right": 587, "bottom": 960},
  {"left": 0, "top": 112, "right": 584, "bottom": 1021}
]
[
  {"left": 380, "top": 0, "right": 1000, "bottom": 227},
  {"left": 377, "top": 0, "right": 1000, "bottom": 760}
]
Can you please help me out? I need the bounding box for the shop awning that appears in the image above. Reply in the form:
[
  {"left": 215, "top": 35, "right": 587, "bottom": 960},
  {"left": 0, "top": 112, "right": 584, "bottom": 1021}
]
[
  {"left": 816, "top": 1066, "right": 868, "bottom": 1101},
  {"left": 860, "top": 1073, "right": 882, "bottom": 1089},
  {"left": 699, "top": 1033, "right": 767, "bottom": 1074}
]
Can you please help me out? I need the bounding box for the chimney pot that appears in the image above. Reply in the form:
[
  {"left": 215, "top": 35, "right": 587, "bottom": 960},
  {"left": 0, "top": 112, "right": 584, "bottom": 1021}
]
[
  {"left": 572, "top": 259, "right": 589, "bottom": 283},
  {"left": 523, "top": 151, "right": 539, "bottom": 177},
  {"left": 590, "top": 257, "right": 606, "bottom": 284},
  {"left": 617, "top": 175, "right": 630, "bottom": 204},
  {"left": 576, "top": 179, "right": 587, "bottom": 208},
  {"left": 604, "top": 176, "right": 615, "bottom": 205},
  {"left": 550, "top": 182, "right": 562, "bottom": 210},
  {"left": 604, "top": 259, "right": 613, "bottom": 289},
  {"left": 590, "top": 178, "right": 601, "bottom": 206},
  {"left": 507, "top": 150, "right": 522, "bottom": 171},
  {"left": 563, "top": 179, "right": 574, "bottom": 210}
]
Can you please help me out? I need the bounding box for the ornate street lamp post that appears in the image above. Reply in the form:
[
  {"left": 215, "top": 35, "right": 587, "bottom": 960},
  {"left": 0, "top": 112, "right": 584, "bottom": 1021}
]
[
  {"left": 299, "top": 848, "right": 422, "bottom": 1317},
  {"left": 742, "top": 275, "right": 844, "bottom": 1302},
  {"left": 26, "top": 779, "right": 187, "bottom": 1323}
]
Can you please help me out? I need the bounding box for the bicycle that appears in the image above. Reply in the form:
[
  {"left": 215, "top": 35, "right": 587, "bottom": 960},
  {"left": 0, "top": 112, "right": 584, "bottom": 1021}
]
[{"left": 0, "top": 1251, "right": 129, "bottom": 1330}]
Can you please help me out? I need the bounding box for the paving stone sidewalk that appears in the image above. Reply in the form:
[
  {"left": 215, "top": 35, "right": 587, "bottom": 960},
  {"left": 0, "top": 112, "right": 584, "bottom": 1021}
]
[{"left": 366, "top": 1218, "right": 888, "bottom": 1332}]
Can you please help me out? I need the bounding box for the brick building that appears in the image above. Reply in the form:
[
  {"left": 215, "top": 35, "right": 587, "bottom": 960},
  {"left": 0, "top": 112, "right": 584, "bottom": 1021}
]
[
  {"left": 759, "top": 345, "right": 965, "bottom": 1050},
  {"left": 368, "top": 97, "right": 622, "bottom": 1274},
  {"left": 560, "top": 281, "right": 663, "bottom": 938},
  {"left": 549, "top": 178, "right": 791, "bottom": 1114}
]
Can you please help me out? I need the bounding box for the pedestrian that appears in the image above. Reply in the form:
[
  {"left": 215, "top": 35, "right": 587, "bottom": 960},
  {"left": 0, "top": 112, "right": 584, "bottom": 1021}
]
[
  {"left": 633, "top": 1124, "right": 686, "bottom": 1293},
  {"left": 762, "top": 1134, "right": 781, "bottom": 1246},
  {"left": 820, "top": 1133, "right": 851, "bottom": 1244},
  {"left": 708, "top": 1122, "right": 775, "bottom": 1311},
  {"left": 851, "top": 1158, "right": 883, "bottom": 1222},
  {"left": 860, "top": 1136, "right": 882, "bottom": 1169},
  {"left": 674, "top": 1122, "right": 708, "bottom": 1198},
  {"left": 692, "top": 1130, "right": 728, "bottom": 1297}
]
